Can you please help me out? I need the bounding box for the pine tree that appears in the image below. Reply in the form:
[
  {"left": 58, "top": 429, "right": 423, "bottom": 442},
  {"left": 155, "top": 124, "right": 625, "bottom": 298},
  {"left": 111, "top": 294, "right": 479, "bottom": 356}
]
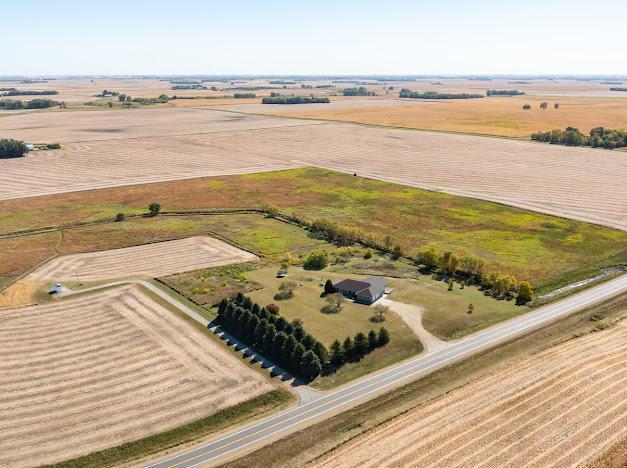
[
  {"left": 312, "top": 341, "right": 329, "bottom": 365},
  {"left": 252, "top": 303, "right": 261, "bottom": 316},
  {"left": 217, "top": 298, "right": 228, "bottom": 317},
  {"left": 242, "top": 296, "right": 253, "bottom": 310},
  {"left": 324, "top": 279, "right": 335, "bottom": 294},
  {"left": 301, "top": 333, "right": 316, "bottom": 350},
  {"left": 263, "top": 325, "right": 277, "bottom": 355},
  {"left": 330, "top": 339, "right": 344, "bottom": 366},
  {"left": 378, "top": 327, "right": 390, "bottom": 347},
  {"left": 281, "top": 335, "right": 298, "bottom": 369},
  {"left": 301, "top": 350, "right": 322, "bottom": 380},
  {"left": 343, "top": 336, "right": 354, "bottom": 361},
  {"left": 254, "top": 319, "right": 269, "bottom": 346},
  {"left": 273, "top": 332, "right": 288, "bottom": 361},
  {"left": 293, "top": 325, "right": 305, "bottom": 342},
  {"left": 368, "top": 329, "right": 378, "bottom": 351},
  {"left": 291, "top": 342, "right": 306, "bottom": 372},
  {"left": 353, "top": 332, "right": 369, "bottom": 357},
  {"left": 275, "top": 316, "right": 288, "bottom": 332},
  {"left": 235, "top": 292, "right": 245, "bottom": 305}
]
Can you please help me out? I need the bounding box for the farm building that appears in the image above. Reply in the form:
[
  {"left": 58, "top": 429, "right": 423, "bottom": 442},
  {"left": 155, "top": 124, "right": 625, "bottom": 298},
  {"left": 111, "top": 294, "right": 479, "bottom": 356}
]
[{"left": 334, "top": 276, "right": 387, "bottom": 304}]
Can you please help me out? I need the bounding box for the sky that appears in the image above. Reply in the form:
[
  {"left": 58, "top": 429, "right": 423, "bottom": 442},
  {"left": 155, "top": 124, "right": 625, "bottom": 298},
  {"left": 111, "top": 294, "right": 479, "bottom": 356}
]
[{"left": 2, "top": 0, "right": 626, "bottom": 76}]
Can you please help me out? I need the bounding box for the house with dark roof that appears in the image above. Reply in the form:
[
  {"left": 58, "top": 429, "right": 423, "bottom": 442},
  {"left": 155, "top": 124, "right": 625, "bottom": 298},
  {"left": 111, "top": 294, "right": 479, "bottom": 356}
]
[{"left": 333, "top": 276, "right": 387, "bottom": 304}]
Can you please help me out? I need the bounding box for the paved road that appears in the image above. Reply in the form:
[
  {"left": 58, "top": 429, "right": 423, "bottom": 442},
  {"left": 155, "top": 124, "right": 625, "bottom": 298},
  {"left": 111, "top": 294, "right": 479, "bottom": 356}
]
[{"left": 147, "top": 274, "right": 627, "bottom": 467}]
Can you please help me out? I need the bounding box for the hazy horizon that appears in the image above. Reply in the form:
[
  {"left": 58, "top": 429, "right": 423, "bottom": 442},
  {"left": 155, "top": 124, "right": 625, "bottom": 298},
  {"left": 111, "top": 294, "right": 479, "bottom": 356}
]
[{"left": 3, "top": 0, "right": 626, "bottom": 76}]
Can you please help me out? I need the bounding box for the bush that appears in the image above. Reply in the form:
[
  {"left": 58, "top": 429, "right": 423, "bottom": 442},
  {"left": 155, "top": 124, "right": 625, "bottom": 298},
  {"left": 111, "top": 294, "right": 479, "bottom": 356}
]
[
  {"left": 303, "top": 250, "right": 329, "bottom": 270},
  {"left": 363, "top": 248, "right": 373, "bottom": 259},
  {"left": 517, "top": 281, "right": 534, "bottom": 304},
  {"left": 46, "top": 143, "right": 61, "bottom": 150},
  {"left": 324, "top": 279, "right": 335, "bottom": 295},
  {"left": 115, "top": 213, "right": 125, "bottom": 222},
  {"left": 391, "top": 245, "right": 403, "bottom": 260},
  {"left": 266, "top": 303, "right": 280, "bottom": 315},
  {"left": 0, "top": 138, "right": 28, "bottom": 158},
  {"left": 148, "top": 203, "right": 161, "bottom": 216}
]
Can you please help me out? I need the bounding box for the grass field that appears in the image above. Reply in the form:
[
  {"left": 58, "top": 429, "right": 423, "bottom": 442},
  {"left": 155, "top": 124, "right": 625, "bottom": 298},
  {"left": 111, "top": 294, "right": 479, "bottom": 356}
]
[
  {"left": 0, "top": 214, "right": 323, "bottom": 293},
  {"left": 240, "top": 267, "right": 422, "bottom": 389},
  {"left": 264, "top": 95, "right": 627, "bottom": 138},
  {"left": 224, "top": 293, "right": 627, "bottom": 468},
  {"left": 389, "top": 278, "right": 522, "bottom": 339},
  {"left": 2, "top": 168, "right": 623, "bottom": 294}
]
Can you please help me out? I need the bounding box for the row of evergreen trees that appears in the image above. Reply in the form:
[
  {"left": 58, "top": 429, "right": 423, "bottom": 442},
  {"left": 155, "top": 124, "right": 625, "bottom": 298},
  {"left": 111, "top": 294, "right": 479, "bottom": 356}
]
[
  {"left": 328, "top": 328, "right": 390, "bottom": 368},
  {"left": 217, "top": 294, "right": 327, "bottom": 380},
  {"left": 216, "top": 293, "right": 391, "bottom": 380}
]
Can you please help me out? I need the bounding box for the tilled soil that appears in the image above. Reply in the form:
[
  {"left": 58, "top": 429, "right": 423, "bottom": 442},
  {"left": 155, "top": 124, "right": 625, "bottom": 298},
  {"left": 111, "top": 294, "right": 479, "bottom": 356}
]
[
  {"left": 311, "top": 320, "right": 627, "bottom": 468},
  {"left": 0, "top": 286, "right": 272, "bottom": 467}
]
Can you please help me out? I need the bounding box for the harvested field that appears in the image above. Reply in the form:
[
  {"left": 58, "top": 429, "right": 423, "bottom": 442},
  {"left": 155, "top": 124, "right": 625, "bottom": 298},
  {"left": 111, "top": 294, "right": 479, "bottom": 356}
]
[
  {"left": 311, "top": 320, "right": 627, "bottom": 468},
  {"left": 25, "top": 236, "right": 257, "bottom": 282},
  {"left": 0, "top": 107, "right": 625, "bottom": 231},
  {"left": 0, "top": 286, "right": 272, "bottom": 467},
  {"left": 253, "top": 95, "right": 627, "bottom": 138}
]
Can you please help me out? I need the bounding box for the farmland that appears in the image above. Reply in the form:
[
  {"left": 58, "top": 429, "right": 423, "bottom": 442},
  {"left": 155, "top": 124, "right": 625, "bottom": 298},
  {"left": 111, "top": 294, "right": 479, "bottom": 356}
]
[
  {"left": 311, "top": 318, "right": 627, "bottom": 468},
  {"left": 1, "top": 107, "right": 626, "bottom": 234},
  {"left": 260, "top": 95, "right": 627, "bottom": 138},
  {"left": 2, "top": 169, "right": 625, "bottom": 295},
  {"left": 0, "top": 286, "right": 273, "bottom": 467},
  {"left": 25, "top": 236, "right": 257, "bottom": 282}
]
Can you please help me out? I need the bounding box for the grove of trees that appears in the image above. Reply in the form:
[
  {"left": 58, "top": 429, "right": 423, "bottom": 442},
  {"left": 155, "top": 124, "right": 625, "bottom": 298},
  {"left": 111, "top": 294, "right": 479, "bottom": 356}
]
[
  {"left": 0, "top": 88, "right": 58, "bottom": 96},
  {"left": 486, "top": 89, "right": 525, "bottom": 96},
  {"left": 262, "top": 96, "right": 330, "bottom": 104},
  {"left": 0, "top": 138, "right": 28, "bottom": 158},
  {"left": 400, "top": 89, "right": 483, "bottom": 99},
  {"left": 531, "top": 127, "right": 626, "bottom": 149},
  {"left": 342, "top": 87, "right": 375, "bottom": 96},
  {"left": 0, "top": 98, "right": 60, "bottom": 109},
  {"left": 416, "top": 247, "right": 534, "bottom": 303}
]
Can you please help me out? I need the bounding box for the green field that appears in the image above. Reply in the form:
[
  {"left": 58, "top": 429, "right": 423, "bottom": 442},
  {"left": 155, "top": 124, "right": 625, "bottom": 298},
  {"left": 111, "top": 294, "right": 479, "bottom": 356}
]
[{"left": 2, "top": 167, "right": 625, "bottom": 293}]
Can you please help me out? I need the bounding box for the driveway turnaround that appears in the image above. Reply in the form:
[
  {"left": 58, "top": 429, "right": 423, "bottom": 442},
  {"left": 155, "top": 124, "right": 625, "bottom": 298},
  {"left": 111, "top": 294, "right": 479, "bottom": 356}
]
[{"left": 147, "top": 274, "right": 627, "bottom": 467}]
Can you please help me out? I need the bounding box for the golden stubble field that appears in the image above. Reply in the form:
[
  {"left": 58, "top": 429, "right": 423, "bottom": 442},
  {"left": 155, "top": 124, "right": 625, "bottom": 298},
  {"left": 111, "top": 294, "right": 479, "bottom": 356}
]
[
  {"left": 25, "top": 236, "right": 257, "bottom": 282},
  {"left": 253, "top": 95, "right": 627, "bottom": 138},
  {"left": 1, "top": 107, "right": 625, "bottom": 231},
  {"left": 0, "top": 286, "right": 273, "bottom": 467},
  {"left": 311, "top": 319, "right": 627, "bottom": 468}
]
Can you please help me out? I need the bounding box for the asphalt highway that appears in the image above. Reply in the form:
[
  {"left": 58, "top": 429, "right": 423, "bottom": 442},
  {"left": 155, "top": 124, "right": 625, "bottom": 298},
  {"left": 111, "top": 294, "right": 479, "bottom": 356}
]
[{"left": 148, "top": 274, "right": 627, "bottom": 467}]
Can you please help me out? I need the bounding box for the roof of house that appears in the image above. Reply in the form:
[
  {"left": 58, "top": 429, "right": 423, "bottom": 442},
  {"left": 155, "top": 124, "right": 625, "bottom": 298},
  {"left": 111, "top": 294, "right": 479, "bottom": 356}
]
[
  {"left": 334, "top": 278, "right": 370, "bottom": 292},
  {"left": 335, "top": 276, "right": 387, "bottom": 300}
]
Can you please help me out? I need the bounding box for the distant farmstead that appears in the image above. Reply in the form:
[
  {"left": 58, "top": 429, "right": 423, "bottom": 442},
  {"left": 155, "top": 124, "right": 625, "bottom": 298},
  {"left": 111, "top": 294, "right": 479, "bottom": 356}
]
[{"left": 334, "top": 276, "right": 387, "bottom": 304}]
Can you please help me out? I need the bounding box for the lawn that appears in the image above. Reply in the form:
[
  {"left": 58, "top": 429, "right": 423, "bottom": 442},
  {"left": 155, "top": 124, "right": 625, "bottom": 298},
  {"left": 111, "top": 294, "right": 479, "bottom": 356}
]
[
  {"left": 2, "top": 167, "right": 624, "bottom": 293},
  {"left": 245, "top": 267, "right": 423, "bottom": 389},
  {"left": 388, "top": 278, "right": 523, "bottom": 339}
]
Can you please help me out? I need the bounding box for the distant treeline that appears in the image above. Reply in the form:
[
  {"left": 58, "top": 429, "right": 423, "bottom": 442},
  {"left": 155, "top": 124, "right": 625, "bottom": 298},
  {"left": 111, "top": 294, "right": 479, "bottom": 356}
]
[
  {"left": 486, "top": 89, "right": 525, "bottom": 96},
  {"left": 131, "top": 95, "right": 169, "bottom": 105},
  {"left": 508, "top": 80, "right": 531, "bottom": 84},
  {"left": 171, "top": 84, "right": 206, "bottom": 90},
  {"left": 0, "top": 99, "right": 60, "bottom": 110},
  {"left": 342, "top": 87, "right": 375, "bottom": 96},
  {"left": 0, "top": 88, "right": 58, "bottom": 96},
  {"left": 233, "top": 93, "right": 256, "bottom": 99},
  {"left": 228, "top": 86, "right": 280, "bottom": 91},
  {"left": 262, "top": 96, "right": 330, "bottom": 104},
  {"left": 400, "top": 89, "right": 484, "bottom": 99},
  {"left": 170, "top": 80, "right": 202, "bottom": 85},
  {"left": 268, "top": 80, "right": 296, "bottom": 85},
  {"left": 601, "top": 81, "right": 622, "bottom": 85},
  {"left": 531, "top": 127, "right": 626, "bottom": 149},
  {"left": 609, "top": 87, "right": 627, "bottom": 92}
]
